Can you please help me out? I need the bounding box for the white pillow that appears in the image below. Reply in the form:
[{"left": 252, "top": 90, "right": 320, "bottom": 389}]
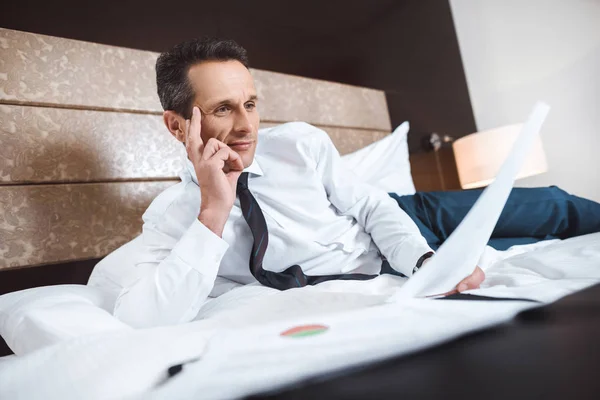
[
  {"left": 0, "top": 285, "right": 131, "bottom": 355},
  {"left": 87, "top": 235, "right": 145, "bottom": 304},
  {"left": 341, "top": 122, "right": 416, "bottom": 195}
]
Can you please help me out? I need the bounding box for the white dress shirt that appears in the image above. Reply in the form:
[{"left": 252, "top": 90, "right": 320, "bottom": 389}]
[{"left": 106, "top": 122, "right": 433, "bottom": 328}]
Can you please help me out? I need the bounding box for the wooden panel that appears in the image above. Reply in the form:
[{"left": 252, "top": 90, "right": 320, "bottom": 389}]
[
  {"left": 253, "top": 70, "right": 391, "bottom": 131},
  {"left": 0, "top": 28, "right": 160, "bottom": 112},
  {"left": 0, "top": 258, "right": 98, "bottom": 296},
  {"left": 0, "top": 107, "right": 388, "bottom": 184},
  {"left": 410, "top": 148, "right": 461, "bottom": 192},
  {"left": 0, "top": 181, "right": 175, "bottom": 270},
  {"left": 0, "top": 28, "right": 390, "bottom": 131},
  {"left": 323, "top": 126, "right": 389, "bottom": 155},
  {"left": 0, "top": 104, "right": 185, "bottom": 184},
  {"left": 260, "top": 122, "right": 389, "bottom": 156},
  {"left": 410, "top": 152, "right": 443, "bottom": 192}
]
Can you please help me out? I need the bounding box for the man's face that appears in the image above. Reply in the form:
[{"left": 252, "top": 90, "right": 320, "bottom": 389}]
[{"left": 187, "top": 60, "right": 259, "bottom": 168}]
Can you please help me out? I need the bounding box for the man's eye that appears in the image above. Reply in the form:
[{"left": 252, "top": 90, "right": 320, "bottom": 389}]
[
  {"left": 215, "top": 106, "right": 229, "bottom": 114},
  {"left": 245, "top": 102, "right": 256, "bottom": 110}
]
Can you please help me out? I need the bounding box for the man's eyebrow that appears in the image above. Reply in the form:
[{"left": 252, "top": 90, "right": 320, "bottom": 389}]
[{"left": 205, "top": 94, "right": 259, "bottom": 110}]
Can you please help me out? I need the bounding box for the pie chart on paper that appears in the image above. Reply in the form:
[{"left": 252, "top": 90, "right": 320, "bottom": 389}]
[{"left": 280, "top": 324, "right": 329, "bottom": 338}]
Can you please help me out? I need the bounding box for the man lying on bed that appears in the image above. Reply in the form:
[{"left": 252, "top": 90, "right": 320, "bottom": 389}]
[{"left": 95, "top": 37, "right": 600, "bottom": 328}]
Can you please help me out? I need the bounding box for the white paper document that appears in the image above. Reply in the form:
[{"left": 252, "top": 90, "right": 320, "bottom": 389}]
[{"left": 391, "top": 102, "right": 550, "bottom": 299}]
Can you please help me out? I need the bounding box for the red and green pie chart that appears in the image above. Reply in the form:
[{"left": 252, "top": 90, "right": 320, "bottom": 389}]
[{"left": 280, "top": 324, "right": 329, "bottom": 338}]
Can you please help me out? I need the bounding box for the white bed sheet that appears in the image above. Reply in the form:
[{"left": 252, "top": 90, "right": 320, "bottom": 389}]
[{"left": 1, "top": 232, "right": 599, "bottom": 400}]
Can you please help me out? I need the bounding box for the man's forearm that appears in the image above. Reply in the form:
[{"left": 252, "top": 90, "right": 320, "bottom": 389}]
[
  {"left": 113, "top": 219, "right": 229, "bottom": 328},
  {"left": 315, "top": 128, "right": 433, "bottom": 276},
  {"left": 348, "top": 191, "right": 434, "bottom": 276}
]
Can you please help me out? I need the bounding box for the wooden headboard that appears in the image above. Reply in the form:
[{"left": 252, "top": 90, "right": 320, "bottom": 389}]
[{"left": 0, "top": 28, "right": 393, "bottom": 272}]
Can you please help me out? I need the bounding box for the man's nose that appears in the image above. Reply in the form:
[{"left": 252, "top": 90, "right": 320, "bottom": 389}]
[{"left": 234, "top": 108, "right": 253, "bottom": 133}]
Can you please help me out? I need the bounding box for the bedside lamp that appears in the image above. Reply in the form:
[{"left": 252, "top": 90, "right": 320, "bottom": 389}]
[{"left": 452, "top": 124, "right": 548, "bottom": 189}]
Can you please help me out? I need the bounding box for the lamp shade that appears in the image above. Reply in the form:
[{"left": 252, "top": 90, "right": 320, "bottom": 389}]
[{"left": 452, "top": 124, "right": 548, "bottom": 189}]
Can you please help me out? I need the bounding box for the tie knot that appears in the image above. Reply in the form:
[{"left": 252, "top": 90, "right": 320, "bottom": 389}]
[{"left": 237, "top": 172, "right": 250, "bottom": 189}]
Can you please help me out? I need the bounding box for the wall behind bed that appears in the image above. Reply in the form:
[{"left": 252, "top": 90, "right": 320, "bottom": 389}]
[
  {"left": 0, "top": 0, "right": 476, "bottom": 191},
  {"left": 450, "top": 0, "right": 600, "bottom": 202}
]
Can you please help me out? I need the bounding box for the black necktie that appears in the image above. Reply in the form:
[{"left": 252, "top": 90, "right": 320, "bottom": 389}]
[{"left": 236, "top": 172, "right": 384, "bottom": 290}]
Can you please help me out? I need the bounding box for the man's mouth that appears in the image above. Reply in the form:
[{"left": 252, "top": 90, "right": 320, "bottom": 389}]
[{"left": 228, "top": 140, "right": 254, "bottom": 151}]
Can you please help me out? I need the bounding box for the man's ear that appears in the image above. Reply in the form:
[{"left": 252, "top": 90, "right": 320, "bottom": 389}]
[{"left": 163, "top": 111, "right": 186, "bottom": 143}]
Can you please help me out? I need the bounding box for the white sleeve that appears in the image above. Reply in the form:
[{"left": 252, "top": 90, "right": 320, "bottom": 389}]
[
  {"left": 113, "top": 194, "right": 229, "bottom": 328},
  {"left": 313, "top": 129, "right": 433, "bottom": 277}
]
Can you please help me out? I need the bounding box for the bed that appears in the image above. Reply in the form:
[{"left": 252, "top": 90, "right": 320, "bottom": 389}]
[{"left": 1, "top": 28, "right": 600, "bottom": 399}]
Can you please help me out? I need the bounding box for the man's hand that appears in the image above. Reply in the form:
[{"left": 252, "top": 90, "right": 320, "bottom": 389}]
[
  {"left": 186, "top": 106, "right": 244, "bottom": 237},
  {"left": 422, "top": 258, "right": 486, "bottom": 296},
  {"left": 455, "top": 266, "right": 485, "bottom": 293}
]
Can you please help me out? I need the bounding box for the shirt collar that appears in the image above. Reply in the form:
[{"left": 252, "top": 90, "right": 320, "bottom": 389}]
[{"left": 185, "top": 156, "right": 264, "bottom": 185}]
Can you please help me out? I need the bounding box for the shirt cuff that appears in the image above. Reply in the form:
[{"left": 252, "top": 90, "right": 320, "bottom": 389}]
[
  {"left": 389, "top": 239, "right": 434, "bottom": 277},
  {"left": 412, "top": 251, "right": 435, "bottom": 275},
  {"left": 171, "top": 218, "right": 230, "bottom": 273}
]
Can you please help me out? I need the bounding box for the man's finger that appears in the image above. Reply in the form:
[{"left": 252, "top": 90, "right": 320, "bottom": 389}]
[
  {"left": 228, "top": 150, "right": 244, "bottom": 172},
  {"left": 185, "top": 119, "right": 191, "bottom": 152},
  {"left": 188, "top": 106, "right": 204, "bottom": 155},
  {"left": 228, "top": 170, "right": 243, "bottom": 188},
  {"left": 457, "top": 266, "right": 485, "bottom": 292},
  {"left": 211, "top": 147, "right": 244, "bottom": 169},
  {"left": 212, "top": 148, "right": 244, "bottom": 174},
  {"left": 202, "top": 138, "right": 228, "bottom": 160}
]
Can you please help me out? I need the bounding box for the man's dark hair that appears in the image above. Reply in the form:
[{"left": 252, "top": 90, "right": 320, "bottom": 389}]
[{"left": 156, "top": 37, "right": 249, "bottom": 119}]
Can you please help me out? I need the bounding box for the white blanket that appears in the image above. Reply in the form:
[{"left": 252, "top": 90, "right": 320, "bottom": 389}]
[{"left": 1, "top": 233, "right": 599, "bottom": 400}]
